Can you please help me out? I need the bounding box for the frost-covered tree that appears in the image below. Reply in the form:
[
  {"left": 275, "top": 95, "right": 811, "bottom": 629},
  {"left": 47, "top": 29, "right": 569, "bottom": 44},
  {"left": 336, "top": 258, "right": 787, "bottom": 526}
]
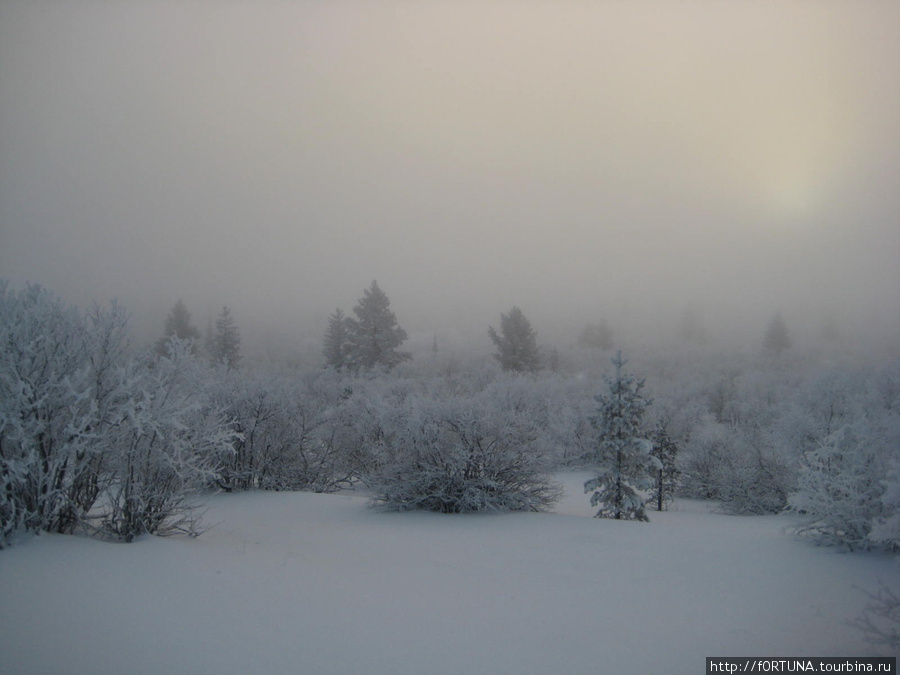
[
  {"left": 322, "top": 308, "right": 351, "bottom": 371},
  {"left": 488, "top": 306, "right": 541, "bottom": 373},
  {"left": 156, "top": 298, "right": 201, "bottom": 355},
  {"left": 345, "top": 281, "right": 411, "bottom": 373},
  {"left": 210, "top": 306, "right": 241, "bottom": 368},
  {"left": 584, "top": 351, "right": 658, "bottom": 521},
  {"left": 648, "top": 420, "right": 679, "bottom": 512},
  {"left": 763, "top": 312, "right": 792, "bottom": 355}
]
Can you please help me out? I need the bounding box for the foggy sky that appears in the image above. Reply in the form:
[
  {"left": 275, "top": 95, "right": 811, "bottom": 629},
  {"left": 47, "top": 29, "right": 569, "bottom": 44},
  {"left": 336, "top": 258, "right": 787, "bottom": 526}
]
[{"left": 1, "top": 1, "right": 898, "bottom": 353}]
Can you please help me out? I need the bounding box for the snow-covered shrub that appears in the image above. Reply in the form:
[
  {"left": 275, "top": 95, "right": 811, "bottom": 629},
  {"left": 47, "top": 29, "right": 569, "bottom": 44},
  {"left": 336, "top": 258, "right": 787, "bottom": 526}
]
[
  {"left": 713, "top": 441, "right": 793, "bottom": 515},
  {"left": 0, "top": 283, "right": 109, "bottom": 542},
  {"left": 770, "top": 368, "right": 865, "bottom": 462},
  {"left": 789, "top": 421, "right": 895, "bottom": 551},
  {"left": 785, "top": 361, "right": 900, "bottom": 551},
  {"left": 680, "top": 422, "right": 792, "bottom": 515},
  {"left": 207, "top": 369, "right": 386, "bottom": 493},
  {"left": 266, "top": 371, "right": 369, "bottom": 492},
  {"left": 0, "top": 282, "right": 239, "bottom": 546},
  {"left": 94, "top": 340, "right": 238, "bottom": 542},
  {"left": 368, "top": 387, "right": 562, "bottom": 513}
]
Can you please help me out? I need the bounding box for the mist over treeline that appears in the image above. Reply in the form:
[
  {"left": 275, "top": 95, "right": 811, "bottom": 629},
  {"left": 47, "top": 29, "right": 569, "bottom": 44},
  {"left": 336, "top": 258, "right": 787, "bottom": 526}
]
[
  {"left": 8, "top": 277, "right": 895, "bottom": 375},
  {"left": 1, "top": 1, "right": 897, "bottom": 367},
  {"left": 132, "top": 277, "right": 900, "bottom": 370}
]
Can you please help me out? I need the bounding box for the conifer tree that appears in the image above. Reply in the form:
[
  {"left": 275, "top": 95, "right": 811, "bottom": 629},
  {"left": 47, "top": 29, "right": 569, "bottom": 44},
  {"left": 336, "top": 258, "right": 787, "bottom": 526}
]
[
  {"left": 345, "top": 281, "right": 411, "bottom": 373},
  {"left": 323, "top": 308, "right": 351, "bottom": 371},
  {"left": 584, "top": 351, "right": 659, "bottom": 521},
  {"left": 155, "top": 299, "right": 201, "bottom": 355},
  {"left": 649, "top": 419, "right": 679, "bottom": 511},
  {"left": 488, "top": 306, "right": 541, "bottom": 373},
  {"left": 210, "top": 306, "right": 241, "bottom": 369}
]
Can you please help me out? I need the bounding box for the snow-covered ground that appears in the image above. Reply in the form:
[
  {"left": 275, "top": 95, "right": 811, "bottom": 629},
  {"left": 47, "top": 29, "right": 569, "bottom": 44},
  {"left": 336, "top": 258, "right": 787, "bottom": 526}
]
[{"left": 1, "top": 473, "right": 896, "bottom": 674}]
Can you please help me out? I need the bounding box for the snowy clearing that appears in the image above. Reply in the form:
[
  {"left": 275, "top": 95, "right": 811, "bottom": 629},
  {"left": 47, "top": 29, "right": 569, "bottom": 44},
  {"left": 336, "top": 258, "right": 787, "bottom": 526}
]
[{"left": 1, "top": 473, "right": 896, "bottom": 674}]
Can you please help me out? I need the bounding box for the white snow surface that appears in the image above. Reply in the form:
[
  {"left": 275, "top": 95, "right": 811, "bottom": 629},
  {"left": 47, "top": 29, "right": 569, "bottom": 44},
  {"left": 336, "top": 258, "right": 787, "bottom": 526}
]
[{"left": 1, "top": 472, "right": 896, "bottom": 674}]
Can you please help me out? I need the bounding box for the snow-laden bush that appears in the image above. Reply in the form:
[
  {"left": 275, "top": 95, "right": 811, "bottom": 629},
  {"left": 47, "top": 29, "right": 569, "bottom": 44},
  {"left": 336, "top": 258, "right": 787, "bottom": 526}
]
[
  {"left": 0, "top": 284, "right": 109, "bottom": 541},
  {"left": 0, "top": 283, "right": 238, "bottom": 546},
  {"left": 789, "top": 422, "right": 895, "bottom": 551},
  {"left": 94, "top": 340, "right": 239, "bottom": 542},
  {"left": 679, "top": 422, "right": 793, "bottom": 515},
  {"left": 368, "top": 387, "right": 562, "bottom": 513},
  {"left": 785, "top": 361, "right": 900, "bottom": 551},
  {"left": 206, "top": 369, "right": 394, "bottom": 493}
]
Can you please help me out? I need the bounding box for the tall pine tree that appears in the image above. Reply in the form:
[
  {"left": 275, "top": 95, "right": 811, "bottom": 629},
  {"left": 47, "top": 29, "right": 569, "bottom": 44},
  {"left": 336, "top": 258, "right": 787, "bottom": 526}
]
[
  {"left": 488, "top": 306, "right": 541, "bottom": 373},
  {"left": 345, "top": 281, "right": 411, "bottom": 373},
  {"left": 584, "top": 351, "right": 659, "bottom": 521}
]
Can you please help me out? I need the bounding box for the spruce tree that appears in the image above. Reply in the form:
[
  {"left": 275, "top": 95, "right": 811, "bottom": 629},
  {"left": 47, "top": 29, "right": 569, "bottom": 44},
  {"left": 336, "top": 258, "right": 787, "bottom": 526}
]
[
  {"left": 584, "top": 351, "right": 658, "bottom": 521},
  {"left": 323, "top": 308, "right": 351, "bottom": 371},
  {"left": 648, "top": 419, "right": 679, "bottom": 512},
  {"left": 210, "top": 306, "right": 241, "bottom": 369},
  {"left": 488, "top": 306, "right": 541, "bottom": 373},
  {"left": 345, "top": 281, "right": 411, "bottom": 373},
  {"left": 155, "top": 299, "right": 201, "bottom": 355}
]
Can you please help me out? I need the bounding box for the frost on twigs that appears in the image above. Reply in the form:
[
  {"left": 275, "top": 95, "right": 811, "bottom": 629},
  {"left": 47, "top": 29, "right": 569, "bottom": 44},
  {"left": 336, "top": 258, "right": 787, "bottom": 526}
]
[
  {"left": 849, "top": 581, "right": 900, "bottom": 652},
  {"left": 0, "top": 283, "right": 238, "bottom": 546},
  {"left": 368, "top": 388, "right": 562, "bottom": 514}
]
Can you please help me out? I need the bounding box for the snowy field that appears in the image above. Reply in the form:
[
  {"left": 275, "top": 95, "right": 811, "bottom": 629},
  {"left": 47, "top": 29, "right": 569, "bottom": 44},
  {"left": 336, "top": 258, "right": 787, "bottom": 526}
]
[{"left": 1, "top": 472, "right": 896, "bottom": 674}]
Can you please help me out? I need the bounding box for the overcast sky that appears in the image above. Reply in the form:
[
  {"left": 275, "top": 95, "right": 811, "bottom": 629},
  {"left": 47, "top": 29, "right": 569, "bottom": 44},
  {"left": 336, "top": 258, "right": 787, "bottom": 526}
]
[{"left": 1, "top": 1, "right": 898, "bottom": 352}]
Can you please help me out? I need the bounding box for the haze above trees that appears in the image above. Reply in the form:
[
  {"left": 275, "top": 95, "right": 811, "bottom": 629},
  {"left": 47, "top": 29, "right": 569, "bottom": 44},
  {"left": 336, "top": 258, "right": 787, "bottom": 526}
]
[{"left": 1, "top": 2, "right": 897, "bottom": 359}]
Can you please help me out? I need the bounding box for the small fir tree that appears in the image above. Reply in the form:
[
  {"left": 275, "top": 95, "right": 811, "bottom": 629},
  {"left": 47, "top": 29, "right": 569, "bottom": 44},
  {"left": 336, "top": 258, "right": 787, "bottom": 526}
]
[
  {"left": 648, "top": 419, "right": 680, "bottom": 512},
  {"left": 584, "top": 351, "right": 659, "bottom": 521},
  {"left": 210, "top": 306, "right": 241, "bottom": 369},
  {"left": 323, "top": 308, "right": 351, "bottom": 371},
  {"left": 345, "top": 281, "right": 411, "bottom": 373},
  {"left": 488, "top": 306, "right": 541, "bottom": 373}
]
